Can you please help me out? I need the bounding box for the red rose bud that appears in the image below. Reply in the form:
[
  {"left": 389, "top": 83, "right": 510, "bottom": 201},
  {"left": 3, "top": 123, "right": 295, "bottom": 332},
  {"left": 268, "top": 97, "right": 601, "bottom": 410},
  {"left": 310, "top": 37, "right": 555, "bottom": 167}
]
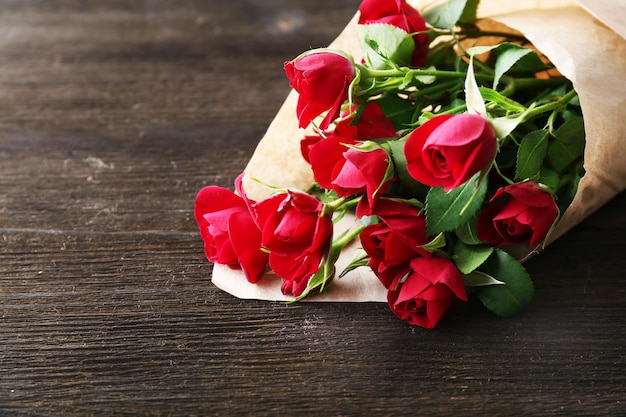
[
  {"left": 301, "top": 101, "right": 396, "bottom": 164},
  {"left": 331, "top": 144, "right": 393, "bottom": 206},
  {"left": 387, "top": 256, "right": 467, "bottom": 328},
  {"left": 358, "top": 0, "right": 429, "bottom": 67},
  {"left": 253, "top": 190, "right": 333, "bottom": 297},
  {"left": 334, "top": 102, "right": 397, "bottom": 140},
  {"left": 477, "top": 181, "right": 559, "bottom": 247},
  {"left": 194, "top": 185, "right": 268, "bottom": 283},
  {"left": 284, "top": 51, "right": 355, "bottom": 130},
  {"left": 358, "top": 198, "right": 430, "bottom": 288},
  {"left": 306, "top": 131, "right": 355, "bottom": 189},
  {"left": 404, "top": 113, "right": 497, "bottom": 192}
]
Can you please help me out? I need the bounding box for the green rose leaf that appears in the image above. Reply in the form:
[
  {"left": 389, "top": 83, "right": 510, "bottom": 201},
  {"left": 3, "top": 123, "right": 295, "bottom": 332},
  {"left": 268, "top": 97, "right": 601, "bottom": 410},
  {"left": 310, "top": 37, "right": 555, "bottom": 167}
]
[
  {"left": 425, "top": 173, "right": 488, "bottom": 235},
  {"left": 468, "top": 43, "right": 547, "bottom": 90},
  {"left": 463, "top": 270, "right": 505, "bottom": 287},
  {"left": 295, "top": 256, "right": 336, "bottom": 301},
  {"left": 536, "top": 167, "right": 560, "bottom": 190},
  {"left": 455, "top": 217, "right": 482, "bottom": 245},
  {"left": 474, "top": 249, "right": 534, "bottom": 317},
  {"left": 453, "top": 240, "right": 493, "bottom": 274},
  {"left": 548, "top": 116, "right": 585, "bottom": 172},
  {"left": 420, "top": 232, "right": 447, "bottom": 252},
  {"left": 358, "top": 23, "right": 415, "bottom": 69},
  {"left": 387, "top": 139, "right": 429, "bottom": 198},
  {"left": 375, "top": 94, "right": 417, "bottom": 128},
  {"left": 492, "top": 44, "right": 531, "bottom": 89},
  {"left": 459, "top": 0, "right": 480, "bottom": 23},
  {"left": 423, "top": 0, "right": 478, "bottom": 29},
  {"left": 479, "top": 87, "right": 526, "bottom": 113},
  {"left": 515, "top": 130, "right": 549, "bottom": 180},
  {"left": 338, "top": 249, "right": 369, "bottom": 278}
]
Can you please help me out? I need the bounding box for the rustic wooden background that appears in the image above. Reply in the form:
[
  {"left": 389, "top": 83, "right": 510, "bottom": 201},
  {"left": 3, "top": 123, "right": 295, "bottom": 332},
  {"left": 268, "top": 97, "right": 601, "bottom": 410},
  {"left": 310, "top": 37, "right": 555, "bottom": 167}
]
[{"left": 0, "top": 1, "right": 624, "bottom": 415}]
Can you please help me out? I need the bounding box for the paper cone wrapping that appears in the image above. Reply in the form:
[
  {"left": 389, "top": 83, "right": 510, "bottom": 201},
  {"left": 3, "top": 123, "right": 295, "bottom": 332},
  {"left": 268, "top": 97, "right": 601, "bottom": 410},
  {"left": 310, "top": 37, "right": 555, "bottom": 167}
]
[{"left": 212, "top": 0, "right": 626, "bottom": 302}]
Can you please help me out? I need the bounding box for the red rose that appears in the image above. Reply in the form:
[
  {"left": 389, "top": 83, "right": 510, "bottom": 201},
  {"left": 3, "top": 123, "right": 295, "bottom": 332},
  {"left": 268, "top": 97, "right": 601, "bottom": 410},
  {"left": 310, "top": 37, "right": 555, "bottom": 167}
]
[
  {"left": 301, "top": 132, "right": 392, "bottom": 202},
  {"left": 477, "top": 181, "right": 559, "bottom": 247},
  {"left": 194, "top": 184, "right": 268, "bottom": 283},
  {"left": 301, "top": 102, "right": 396, "bottom": 164},
  {"left": 253, "top": 190, "right": 333, "bottom": 297},
  {"left": 387, "top": 256, "right": 467, "bottom": 328},
  {"left": 330, "top": 144, "right": 393, "bottom": 205},
  {"left": 284, "top": 52, "right": 355, "bottom": 130},
  {"left": 307, "top": 132, "right": 356, "bottom": 190},
  {"left": 358, "top": 198, "right": 430, "bottom": 288},
  {"left": 358, "top": 0, "right": 429, "bottom": 67},
  {"left": 404, "top": 114, "right": 497, "bottom": 192},
  {"left": 334, "top": 102, "right": 397, "bottom": 140}
]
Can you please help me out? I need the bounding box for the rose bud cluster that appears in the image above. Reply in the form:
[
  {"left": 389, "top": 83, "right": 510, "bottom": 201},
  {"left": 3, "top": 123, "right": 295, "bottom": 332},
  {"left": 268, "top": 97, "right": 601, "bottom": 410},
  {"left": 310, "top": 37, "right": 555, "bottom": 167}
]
[
  {"left": 356, "top": 197, "right": 468, "bottom": 328},
  {"left": 302, "top": 102, "right": 398, "bottom": 208},
  {"left": 195, "top": 175, "right": 333, "bottom": 298}
]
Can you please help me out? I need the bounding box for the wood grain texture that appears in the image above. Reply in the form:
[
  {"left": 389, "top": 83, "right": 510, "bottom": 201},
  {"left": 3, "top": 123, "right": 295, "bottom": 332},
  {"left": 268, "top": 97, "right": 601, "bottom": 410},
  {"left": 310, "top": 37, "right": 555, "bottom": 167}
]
[{"left": 0, "top": 1, "right": 624, "bottom": 416}]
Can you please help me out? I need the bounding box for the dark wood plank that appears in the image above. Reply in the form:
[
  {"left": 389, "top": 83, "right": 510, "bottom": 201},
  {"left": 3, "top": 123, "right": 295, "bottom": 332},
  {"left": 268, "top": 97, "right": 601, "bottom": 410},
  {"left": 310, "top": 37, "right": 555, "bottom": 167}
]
[{"left": 0, "top": 1, "right": 624, "bottom": 415}]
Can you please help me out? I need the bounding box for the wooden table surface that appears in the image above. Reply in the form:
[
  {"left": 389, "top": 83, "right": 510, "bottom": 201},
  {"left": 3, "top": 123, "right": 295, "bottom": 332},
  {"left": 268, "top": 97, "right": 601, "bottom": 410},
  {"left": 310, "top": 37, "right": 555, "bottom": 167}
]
[{"left": 1, "top": 1, "right": 624, "bottom": 415}]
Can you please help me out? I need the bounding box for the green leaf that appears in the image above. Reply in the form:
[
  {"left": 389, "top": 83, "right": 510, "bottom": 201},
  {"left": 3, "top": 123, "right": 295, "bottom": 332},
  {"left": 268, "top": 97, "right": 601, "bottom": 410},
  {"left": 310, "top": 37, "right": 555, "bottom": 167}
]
[
  {"left": 375, "top": 95, "right": 415, "bottom": 128},
  {"left": 494, "top": 44, "right": 548, "bottom": 89},
  {"left": 360, "top": 215, "right": 380, "bottom": 227},
  {"left": 453, "top": 240, "right": 494, "bottom": 274},
  {"left": 419, "top": 232, "right": 447, "bottom": 252},
  {"left": 387, "top": 139, "right": 429, "bottom": 198},
  {"left": 536, "top": 167, "right": 560, "bottom": 190},
  {"left": 296, "top": 256, "right": 336, "bottom": 301},
  {"left": 338, "top": 249, "right": 369, "bottom": 278},
  {"left": 423, "top": 0, "right": 474, "bottom": 29},
  {"left": 469, "top": 43, "right": 547, "bottom": 89},
  {"left": 478, "top": 87, "right": 526, "bottom": 113},
  {"left": 357, "top": 23, "right": 415, "bottom": 69},
  {"left": 548, "top": 116, "right": 585, "bottom": 172},
  {"left": 463, "top": 270, "right": 505, "bottom": 287},
  {"left": 459, "top": 0, "right": 480, "bottom": 23},
  {"left": 475, "top": 249, "right": 534, "bottom": 317},
  {"left": 455, "top": 217, "right": 482, "bottom": 245},
  {"left": 515, "top": 130, "right": 549, "bottom": 180},
  {"left": 425, "top": 173, "right": 488, "bottom": 235},
  {"left": 493, "top": 44, "right": 533, "bottom": 89},
  {"left": 466, "top": 45, "right": 497, "bottom": 57}
]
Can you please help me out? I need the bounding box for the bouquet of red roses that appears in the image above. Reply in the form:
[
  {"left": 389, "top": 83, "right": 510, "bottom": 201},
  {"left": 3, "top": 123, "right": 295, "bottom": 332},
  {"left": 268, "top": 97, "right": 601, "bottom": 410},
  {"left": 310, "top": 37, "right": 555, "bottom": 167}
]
[{"left": 195, "top": 0, "right": 626, "bottom": 328}]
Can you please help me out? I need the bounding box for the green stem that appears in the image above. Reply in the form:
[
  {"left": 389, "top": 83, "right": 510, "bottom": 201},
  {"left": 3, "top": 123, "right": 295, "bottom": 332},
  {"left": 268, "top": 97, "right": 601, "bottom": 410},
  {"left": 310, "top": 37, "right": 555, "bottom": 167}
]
[
  {"left": 412, "top": 79, "right": 461, "bottom": 99},
  {"left": 492, "top": 160, "right": 515, "bottom": 185},
  {"left": 332, "top": 224, "right": 366, "bottom": 250},
  {"left": 322, "top": 196, "right": 361, "bottom": 217},
  {"left": 522, "top": 88, "right": 578, "bottom": 120},
  {"left": 322, "top": 197, "right": 346, "bottom": 216},
  {"left": 500, "top": 76, "right": 569, "bottom": 97},
  {"left": 356, "top": 64, "right": 484, "bottom": 82},
  {"left": 457, "top": 30, "right": 528, "bottom": 42},
  {"left": 356, "top": 63, "right": 570, "bottom": 100}
]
